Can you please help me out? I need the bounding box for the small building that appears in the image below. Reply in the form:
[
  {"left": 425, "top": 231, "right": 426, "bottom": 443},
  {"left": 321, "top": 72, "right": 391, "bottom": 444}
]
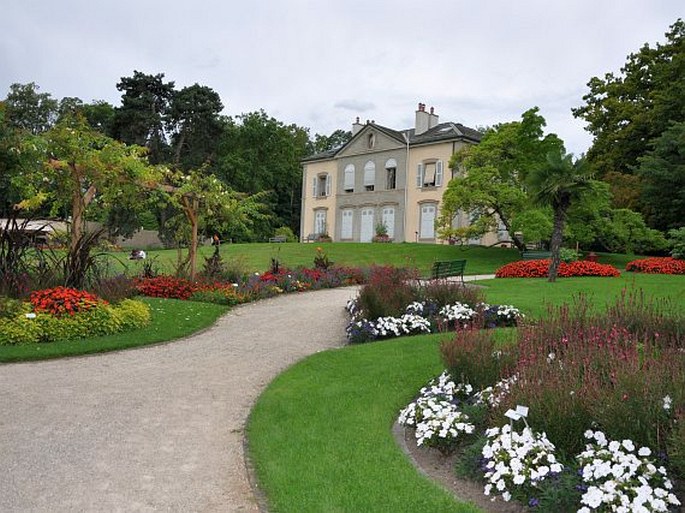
[{"left": 300, "top": 103, "right": 506, "bottom": 244}]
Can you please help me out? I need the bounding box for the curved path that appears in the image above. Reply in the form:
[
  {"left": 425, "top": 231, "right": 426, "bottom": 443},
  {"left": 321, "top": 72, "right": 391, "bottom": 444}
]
[{"left": 0, "top": 287, "right": 358, "bottom": 513}]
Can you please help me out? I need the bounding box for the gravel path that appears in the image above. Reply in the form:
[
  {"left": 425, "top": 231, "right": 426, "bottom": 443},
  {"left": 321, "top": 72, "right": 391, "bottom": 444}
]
[{"left": 0, "top": 286, "right": 358, "bottom": 513}]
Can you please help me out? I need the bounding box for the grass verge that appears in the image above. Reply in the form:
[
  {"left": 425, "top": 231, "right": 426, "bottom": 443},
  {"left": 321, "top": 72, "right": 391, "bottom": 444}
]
[
  {"left": 0, "top": 298, "right": 229, "bottom": 363},
  {"left": 247, "top": 334, "right": 481, "bottom": 513}
]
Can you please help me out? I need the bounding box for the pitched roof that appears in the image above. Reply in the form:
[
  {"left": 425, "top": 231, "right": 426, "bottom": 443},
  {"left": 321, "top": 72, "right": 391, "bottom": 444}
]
[{"left": 302, "top": 119, "right": 481, "bottom": 162}]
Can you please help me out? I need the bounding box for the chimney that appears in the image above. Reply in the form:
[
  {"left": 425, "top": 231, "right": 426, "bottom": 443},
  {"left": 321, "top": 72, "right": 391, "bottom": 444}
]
[
  {"left": 352, "top": 116, "right": 363, "bottom": 135},
  {"left": 428, "top": 106, "right": 439, "bottom": 129},
  {"left": 415, "top": 102, "right": 429, "bottom": 135}
]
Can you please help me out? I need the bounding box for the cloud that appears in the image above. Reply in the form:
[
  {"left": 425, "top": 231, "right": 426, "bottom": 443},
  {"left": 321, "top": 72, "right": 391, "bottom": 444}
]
[{"left": 334, "top": 100, "right": 376, "bottom": 112}]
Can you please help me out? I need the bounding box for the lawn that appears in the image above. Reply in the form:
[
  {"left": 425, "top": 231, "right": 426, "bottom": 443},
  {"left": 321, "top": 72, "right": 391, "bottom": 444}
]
[
  {"left": 0, "top": 298, "right": 228, "bottom": 363},
  {"left": 248, "top": 270, "right": 685, "bottom": 512},
  {"left": 112, "top": 242, "right": 522, "bottom": 276},
  {"left": 479, "top": 272, "right": 685, "bottom": 318},
  {"left": 247, "top": 333, "right": 479, "bottom": 513}
]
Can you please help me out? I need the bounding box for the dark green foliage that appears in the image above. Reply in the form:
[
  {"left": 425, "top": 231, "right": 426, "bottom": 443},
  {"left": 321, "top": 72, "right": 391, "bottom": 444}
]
[
  {"left": 669, "top": 227, "right": 685, "bottom": 259},
  {"left": 4, "top": 82, "right": 58, "bottom": 134}
]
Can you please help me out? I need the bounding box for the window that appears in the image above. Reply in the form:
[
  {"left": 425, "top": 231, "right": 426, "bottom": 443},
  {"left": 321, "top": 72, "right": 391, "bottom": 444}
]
[
  {"left": 419, "top": 203, "right": 436, "bottom": 239},
  {"left": 341, "top": 209, "right": 353, "bottom": 239},
  {"left": 382, "top": 207, "right": 395, "bottom": 239},
  {"left": 343, "top": 164, "right": 355, "bottom": 192},
  {"left": 312, "top": 173, "right": 331, "bottom": 197},
  {"left": 360, "top": 208, "right": 374, "bottom": 242},
  {"left": 314, "top": 210, "right": 327, "bottom": 235},
  {"left": 416, "top": 160, "right": 444, "bottom": 188},
  {"left": 385, "top": 158, "right": 397, "bottom": 190},
  {"left": 363, "top": 161, "right": 375, "bottom": 191}
]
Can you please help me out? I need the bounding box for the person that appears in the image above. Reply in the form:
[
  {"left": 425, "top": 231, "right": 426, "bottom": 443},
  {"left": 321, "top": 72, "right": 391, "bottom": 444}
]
[
  {"left": 129, "top": 249, "right": 146, "bottom": 260},
  {"left": 212, "top": 234, "right": 220, "bottom": 246}
]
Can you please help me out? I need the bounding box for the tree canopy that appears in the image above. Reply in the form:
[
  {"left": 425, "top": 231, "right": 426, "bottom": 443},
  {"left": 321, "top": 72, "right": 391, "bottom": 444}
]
[{"left": 573, "top": 18, "right": 685, "bottom": 215}]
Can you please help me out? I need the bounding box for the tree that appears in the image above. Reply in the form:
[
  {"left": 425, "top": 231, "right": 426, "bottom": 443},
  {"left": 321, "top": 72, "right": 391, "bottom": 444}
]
[
  {"left": 573, "top": 19, "right": 685, "bottom": 212},
  {"left": 437, "top": 108, "right": 563, "bottom": 251},
  {"left": 162, "top": 169, "right": 270, "bottom": 279},
  {"left": 16, "top": 114, "right": 159, "bottom": 286},
  {"left": 168, "top": 84, "right": 225, "bottom": 169},
  {"left": 216, "top": 111, "right": 310, "bottom": 237},
  {"left": 637, "top": 121, "right": 685, "bottom": 231},
  {"left": 4, "top": 82, "right": 58, "bottom": 134},
  {"left": 527, "top": 152, "right": 594, "bottom": 282},
  {"left": 310, "top": 129, "right": 351, "bottom": 153},
  {"left": 112, "top": 71, "right": 175, "bottom": 164}
]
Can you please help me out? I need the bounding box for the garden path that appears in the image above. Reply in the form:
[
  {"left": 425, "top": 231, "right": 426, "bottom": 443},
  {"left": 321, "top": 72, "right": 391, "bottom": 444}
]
[{"left": 0, "top": 286, "right": 359, "bottom": 513}]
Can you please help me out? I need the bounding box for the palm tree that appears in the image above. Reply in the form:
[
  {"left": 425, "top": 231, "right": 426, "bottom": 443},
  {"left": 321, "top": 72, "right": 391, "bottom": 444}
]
[{"left": 527, "top": 151, "right": 593, "bottom": 282}]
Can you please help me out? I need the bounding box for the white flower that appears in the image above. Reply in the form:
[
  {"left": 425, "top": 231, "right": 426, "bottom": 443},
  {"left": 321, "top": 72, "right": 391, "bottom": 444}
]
[
  {"left": 662, "top": 395, "right": 672, "bottom": 411},
  {"left": 25, "top": 313, "right": 37, "bottom": 319}
]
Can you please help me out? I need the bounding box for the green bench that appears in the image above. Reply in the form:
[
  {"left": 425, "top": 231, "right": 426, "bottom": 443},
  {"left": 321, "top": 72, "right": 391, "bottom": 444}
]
[
  {"left": 521, "top": 250, "right": 552, "bottom": 260},
  {"left": 430, "top": 259, "right": 467, "bottom": 284}
]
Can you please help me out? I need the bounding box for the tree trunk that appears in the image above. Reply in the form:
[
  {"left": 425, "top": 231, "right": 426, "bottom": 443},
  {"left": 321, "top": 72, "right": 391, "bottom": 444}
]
[
  {"left": 547, "top": 203, "right": 568, "bottom": 283},
  {"left": 494, "top": 207, "right": 525, "bottom": 252},
  {"left": 181, "top": 194, "right": 200, "bottom": 280}
]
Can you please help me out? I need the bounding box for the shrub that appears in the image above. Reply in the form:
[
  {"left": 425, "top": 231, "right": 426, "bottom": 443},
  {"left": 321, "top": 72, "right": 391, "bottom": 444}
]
[
  {"left": 313, "top": 246, "right": 333, "bottom": 270},
  {"left": 414, "top": 280, "right": 485, "bottom": 309},
  {"left": 0, "top": 297, "right": 30, "bottom": 319},
  {"left": 625, "top": 256, "right": 685, "bottom": 274},
  {"left": 667, "top": 411, "right": 685, "bottom": 476},
  {"left": 440, "top": 329, "right": 516, "bottom": 391},
  {"left": 112, "top": 299, "right": 151, "bottom": 330},
  {"left": 0, "top": 314, "right": 43, "bottom": 345},
  {"left": 135, "top": 275, "right": 198, "bottom": 299},
  {"left": 29, "top": 287, "right": 104, "bottom": 317},
  {"left": 495, "top": 259, "right": 620, "bottom": 278},
  {"left": 273, "top": 226, "right": 297, "bottom": 242},
  {"left": 190, "top": 287, "right": 243, "bottom": 306},
  {"left": 559, "top": 247, "right": 580, "bottom": 263},
  {"left": 355, "top": 266, "right": 417, "bottom": 319}
]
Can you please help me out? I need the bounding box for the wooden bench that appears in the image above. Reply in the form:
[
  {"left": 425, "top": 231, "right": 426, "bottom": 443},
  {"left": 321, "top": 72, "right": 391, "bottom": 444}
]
[
  {"left": 268, "top": 235, "right": 287, "bottom": 243},
  {"left": 521, "top": 250, "right": 552, "bottom": 260},
  {"left": 430, "top": 259, "right": 467, "bottom": 283}
]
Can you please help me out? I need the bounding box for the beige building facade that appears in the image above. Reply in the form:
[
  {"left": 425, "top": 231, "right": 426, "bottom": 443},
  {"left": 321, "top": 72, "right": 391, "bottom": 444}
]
[{"left": 301, "top": 104, "right": 506, "bottom": 245}]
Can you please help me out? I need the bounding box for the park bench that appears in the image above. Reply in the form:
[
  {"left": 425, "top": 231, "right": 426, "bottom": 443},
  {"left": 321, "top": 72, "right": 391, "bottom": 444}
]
[
  {"left": 268, "top": 235, "right": 287, "bottom": 243},
  {"left": 521, "top": 250, "right": 552, "bottom": 260},
  {"left": 430, "top": 259, "right": 467, "bottom": 284}
]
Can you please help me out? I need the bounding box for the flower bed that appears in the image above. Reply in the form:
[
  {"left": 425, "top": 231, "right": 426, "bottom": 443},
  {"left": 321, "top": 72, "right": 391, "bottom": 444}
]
[
  {"left": 626, "top": 257, "right": 685, "bottom": 274},
  {"left": 495, "top": 259, "right": 620, "bottom": 278},
  {"left": 0, "top": 293, "right": 150, "bottom": 346},
  {"left": 346, "top": 299, "right": 523, "bottom": 343}
]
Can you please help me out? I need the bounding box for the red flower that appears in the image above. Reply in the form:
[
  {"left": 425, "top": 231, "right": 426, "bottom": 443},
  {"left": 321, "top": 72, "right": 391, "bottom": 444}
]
[
  {"left": 134, "top": 276, "right": 198, "bottom": 299},
  {"left": 29, "top": 287, "right": 105, "bottom": 317},
  {"left": 495, "top": 259, "right": 620, "bottom": 278},
  {"left": 626, "top": 257, "right": 685, "bottom": 275}
]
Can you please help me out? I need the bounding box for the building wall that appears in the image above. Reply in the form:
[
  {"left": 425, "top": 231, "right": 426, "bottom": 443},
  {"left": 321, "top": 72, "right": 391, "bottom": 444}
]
[{"left": 301, "top": 159, "right": 337, "bottom": 239}]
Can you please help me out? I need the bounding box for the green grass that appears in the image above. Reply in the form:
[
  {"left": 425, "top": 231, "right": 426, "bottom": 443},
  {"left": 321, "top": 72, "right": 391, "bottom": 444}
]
[
  {"left": 112, "top": 242, "right": 521, "bottom": 276},
  {"left": 479, "top": 272, "right": 685, "bottom": 318},
  {"left": 0, "top": 298, "right": 229, "bottom": 363},
  {"left": 247, "top": 334, "right": 480, "bottom": 513}
]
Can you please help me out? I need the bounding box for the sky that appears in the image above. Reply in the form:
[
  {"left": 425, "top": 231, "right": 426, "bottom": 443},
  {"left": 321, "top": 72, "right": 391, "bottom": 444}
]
[{"left": 2, "top": 1, "right": 682, "bottom": 155}]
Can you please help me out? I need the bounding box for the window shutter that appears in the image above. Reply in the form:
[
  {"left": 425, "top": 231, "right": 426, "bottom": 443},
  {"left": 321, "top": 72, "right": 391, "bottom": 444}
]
[
  {"left": 364, "top": 162, "right": 375, "bottom": 186},
  {"left": 344, "top": 165, "right": 354, "bottom": 190},
  {"left": 435, "top": 160, "right": 444, "bottom": 186},
  {"left": 416, "top": 163, "right": 424, "bottom": 187},
  {"left": 325, "top": 174, "right": 331, "bottom": 196},
  {"left": 312, "top": 176, "right": 318, "bottom": 197}
]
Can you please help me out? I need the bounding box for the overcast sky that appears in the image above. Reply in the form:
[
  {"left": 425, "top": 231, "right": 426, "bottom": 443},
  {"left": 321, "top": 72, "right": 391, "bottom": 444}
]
[{"left": 2, "top": 1, "right": 682, "bottom": 155}]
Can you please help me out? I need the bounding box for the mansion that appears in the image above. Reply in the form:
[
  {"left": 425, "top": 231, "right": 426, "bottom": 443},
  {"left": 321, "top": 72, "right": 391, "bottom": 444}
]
[{"left": 300, "top": 103, "right": 504, "bottom": 244}]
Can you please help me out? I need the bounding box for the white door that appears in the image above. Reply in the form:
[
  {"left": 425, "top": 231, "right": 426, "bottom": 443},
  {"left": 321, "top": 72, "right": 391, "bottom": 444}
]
[
  {"left": 341, "top": 209, "right": 353, "bottom": 239},
  {"left": 360, "top": 208, "right": 374, "bottom": 242},
  {"left": 382, "top": 207, "right": 395, "bottom": 239},
  {"left": 420, "top": 204, "right": 436, "bottom": 239},
  {"left": 315, "top": 210, "right": 326, "bottom": 235}
]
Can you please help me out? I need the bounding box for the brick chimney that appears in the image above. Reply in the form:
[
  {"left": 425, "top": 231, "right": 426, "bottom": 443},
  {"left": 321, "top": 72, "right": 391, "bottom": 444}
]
[
  {"left": 352, "top": 116, "right": 363, "bottom": 135},
  {"left": 415, "top": 102, "right": 429, "bottom": 135}
]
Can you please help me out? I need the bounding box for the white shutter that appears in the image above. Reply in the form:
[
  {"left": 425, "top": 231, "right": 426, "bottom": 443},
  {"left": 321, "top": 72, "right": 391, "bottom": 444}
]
[
  {"left": 344, "top": 165, "right": 354, "bottom": 191},
  {"left": 360, "top": 208, "right": 374, "bottom": 242},
  {"left": 363, "top": 162, "right": 375, "bottom": 186},
  {"left": 325, "top": 174, "right": 331, "bottom": 196},
  {"left": 312, "top": 176, "right": 318, "bottom": 197},
  {"left": 341, "top": 209, "right": 353, "bottom": 239},
  {"left": 382, "top": 207, "right": 395, "bottom": 239},
  {"left": 435, "top": 160, "right": 444, "bottom": 186},
  {"left": 416, "top": 163, "right": 424, "bottom": 187}
]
